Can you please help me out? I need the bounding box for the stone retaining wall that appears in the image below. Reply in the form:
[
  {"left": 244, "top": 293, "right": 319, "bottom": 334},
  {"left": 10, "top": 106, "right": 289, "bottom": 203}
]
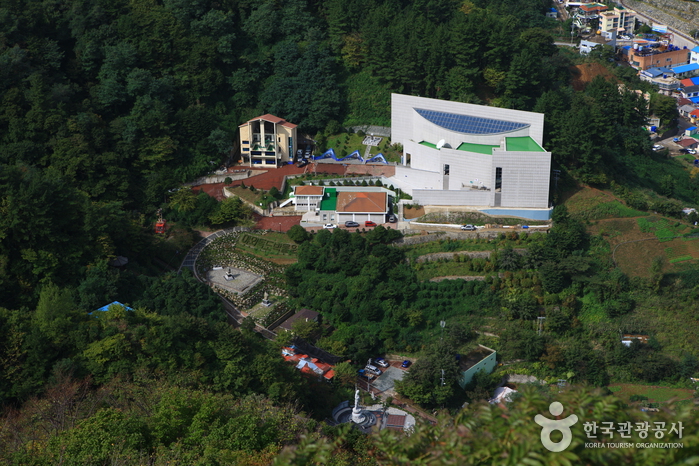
[
  {"left": 624, "top": 0, "right": 699, "bottom": 39},
  {"left": 415, "top": 251, "right": 492, "bottom": 262}
]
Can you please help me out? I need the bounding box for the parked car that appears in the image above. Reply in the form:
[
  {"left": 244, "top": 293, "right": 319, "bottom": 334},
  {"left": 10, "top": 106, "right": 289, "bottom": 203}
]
[
  {"left": 652, "top": 144, "right": 664, "bottom": 151},
  {"left": 365, "top": 364, "right": 381, "bottom": 376},
  {"left": 305, "top": 148, "right": 312, "bottom": 158},
  {"left": 461, "top": 224, "right": 476, "bottom": 231},
  {"left": 296, "top": 149, "right": 303, "bottom": 157},
  {"left": 297, "top": 159, "right": 308, "bottom": 168},
  {"left": 345, "top": 221, "right": 360, "bottom": 228},
  {"left": 365, "top": 220, "right": 377, "bottom": 227},
  {"left": 401, "top": 360, "right": 411, "bottom": 368},
  {"left": 387, "top": 214, "right": 397, "bottom": 223},
  {"left": 374, "top": 358, "right": 389, "bottom": 368},
  {"left": 680, "top": 148, "right": 691, "bottom": 154},
  {"left": 323, "top": 223, "right": 337, "bottom": 229}
]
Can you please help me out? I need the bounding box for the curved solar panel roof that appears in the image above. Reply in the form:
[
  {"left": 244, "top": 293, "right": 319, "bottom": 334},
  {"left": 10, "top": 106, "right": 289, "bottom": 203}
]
[{"left": 415, "top": 108, "right": 529, "bottom": 135}]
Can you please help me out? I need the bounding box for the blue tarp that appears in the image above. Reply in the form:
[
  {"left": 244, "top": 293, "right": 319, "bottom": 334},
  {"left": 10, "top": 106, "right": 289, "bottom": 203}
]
[{"left": 92, "top": 301, "right": 133, "bottom": 315}]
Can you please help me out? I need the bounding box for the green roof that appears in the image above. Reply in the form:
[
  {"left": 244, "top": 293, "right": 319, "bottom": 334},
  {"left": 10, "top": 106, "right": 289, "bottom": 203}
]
[
  {"left": 319, "top": 188, "right": 337, "bottom": 211},
  {"left": 419, "top": 141, "right": 438, "bottom": 149},
  {"left": 457, "top": 142, "right": 499, "bottom": 155},
  {"left": 505, "top": 136, "right": 545, "bottom": 152}
]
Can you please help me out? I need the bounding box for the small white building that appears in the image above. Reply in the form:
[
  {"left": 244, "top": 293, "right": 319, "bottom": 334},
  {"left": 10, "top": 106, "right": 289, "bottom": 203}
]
[{"left": 293, "top": 186, "right": 324, "bottom": 211}]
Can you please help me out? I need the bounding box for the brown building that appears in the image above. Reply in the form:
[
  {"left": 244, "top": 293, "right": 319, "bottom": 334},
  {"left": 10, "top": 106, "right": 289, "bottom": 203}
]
[
  {"left": 238, "top": 114, "right": 297, "bottom": 168},
  {"left": 626, "top": 46, "right": 690, "bottom": 71}
]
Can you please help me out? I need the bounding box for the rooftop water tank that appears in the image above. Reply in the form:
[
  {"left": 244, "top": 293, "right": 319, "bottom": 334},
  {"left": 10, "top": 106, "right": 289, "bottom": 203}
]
[
  {"left": 651, "top": 126, "right": 657, "bottom": 132},
  {"left": 633, "top": 43, "right": 639, "bottom": 50}
]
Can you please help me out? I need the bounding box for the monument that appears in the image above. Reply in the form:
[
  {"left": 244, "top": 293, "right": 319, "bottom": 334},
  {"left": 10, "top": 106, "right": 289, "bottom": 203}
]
[
  {"left": 262, "top": 291, "right": 272, "bottom": 307},
  {"left": 351, "top": 389, "right": 366, "bottom": 424},
  {"left": 224, "top": 268, "right": 235, "bottom": 281}
]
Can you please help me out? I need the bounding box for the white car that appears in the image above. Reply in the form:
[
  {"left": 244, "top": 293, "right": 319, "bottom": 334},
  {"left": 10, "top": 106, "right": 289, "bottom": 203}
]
[
  {"left": 323, "top": 223, "right": 337, "bottom": 229},
  {"left": 652, "top": 145, "right": 664, "bottom": 151}
]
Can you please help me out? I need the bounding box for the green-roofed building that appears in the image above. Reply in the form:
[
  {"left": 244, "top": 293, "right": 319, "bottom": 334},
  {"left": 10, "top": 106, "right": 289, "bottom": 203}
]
[{"left": 389, "top": 93, "right": 553, "bottom": 219}]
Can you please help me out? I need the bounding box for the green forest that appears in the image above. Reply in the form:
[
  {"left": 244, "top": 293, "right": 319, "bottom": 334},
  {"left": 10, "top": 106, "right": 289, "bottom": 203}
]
[{"left": 2, "top": 0, "right": 699, "bottom": 463}]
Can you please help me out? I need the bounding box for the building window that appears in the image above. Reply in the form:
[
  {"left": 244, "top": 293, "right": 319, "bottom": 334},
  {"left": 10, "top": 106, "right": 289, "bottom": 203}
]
[
  {"left": 243, "top": 148, "right": 249, "bottom": 151},
  {"left": 443, "top": 164, "right": 450, "bottom": 175},
  {"left": 242, "top": 140, "right": 249, "bottom": 144},
  {"left": 495, "top": 167, "right": 502, "bottom": 191}
]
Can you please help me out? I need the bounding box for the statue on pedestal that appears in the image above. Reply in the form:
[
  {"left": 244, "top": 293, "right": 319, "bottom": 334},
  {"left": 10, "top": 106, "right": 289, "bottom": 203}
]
[
  {"left": 351, "top": 388, "right": 365, "bottom": 424},
  {"left": 262, "top": 291, "right": 272, "bottom": 307}
]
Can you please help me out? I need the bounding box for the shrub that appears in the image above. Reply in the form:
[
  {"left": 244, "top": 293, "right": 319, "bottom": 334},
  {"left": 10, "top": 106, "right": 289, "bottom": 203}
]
[
  {"left": 224, "top": 177, "right": 232, "bottom": 185},
  {"left": 240, "top": 181, "right": 246, "bottom": 189},
  {"left": 249, "top": 185, "right": 256, "bottom": 192}
]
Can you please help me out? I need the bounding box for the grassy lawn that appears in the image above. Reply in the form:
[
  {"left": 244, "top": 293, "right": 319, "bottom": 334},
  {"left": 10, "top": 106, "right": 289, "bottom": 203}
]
[
  {"left": 235, "top": 232, "right": 297, "bottom": 265},
  {"left": 225, "top": 185, "right": 278, "bottom": 209},
  {"left": 565, "top": 186, "right": 647, "bottom": 221},
  {"left": 608, "top": 383, "right": 694, "bottom": 404},
  {"left": 324, "top": 132, "right": 401, "bottom": 163},
  {"left": 637, "top": 217, "right": 690, "bottom": 242},
  {"left": 589, "top": 217, "right": 699, "bottom": 277},
  {"left": 247, "top": 297, "right": 289, "bottom": 321}
]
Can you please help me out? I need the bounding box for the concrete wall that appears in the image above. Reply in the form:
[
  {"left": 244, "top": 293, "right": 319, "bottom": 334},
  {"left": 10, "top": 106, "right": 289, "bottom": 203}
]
[
  {"left": 413, "top": 189, "right": 492, "bottom": 206},
  {"left": 440, "top": 149, "right": 494, "bottom": 191},
  {"left": 492, "top": 150, "right": 551, "bottom": 209},
  {"left": 459, "top": 350, "right": 498, "bottom": 389},
  {"left": 391, "top": 165, "right": 444, "bottom": 195},
  {"left": 391, "top": 93, "right": 545, "bottom": 147}
]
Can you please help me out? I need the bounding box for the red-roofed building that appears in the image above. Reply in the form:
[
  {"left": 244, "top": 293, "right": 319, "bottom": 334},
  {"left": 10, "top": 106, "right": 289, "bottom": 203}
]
[
  {"left": 281, "top": 347, "right": 335, "bottom": 381},
  {"left": 678, "top": 138, "right": 699, "bottom": 149},
  {"left": 336, "top": 191, "right": 388, "bottom": 224},
  {"left": 579, "top": 3, "right": 607, "bottom": 18},
  {"left": 690, "top": 109, "right": 699, "bottom": 124},
  {"left": 681, "top": 78, "right": 696, "bottom": 87},
  {"left": 239, "top": 114, "right": 298, "bottom": 168},
  {"left": 294, "top": 186, "right": 325, "bottom": 211}
]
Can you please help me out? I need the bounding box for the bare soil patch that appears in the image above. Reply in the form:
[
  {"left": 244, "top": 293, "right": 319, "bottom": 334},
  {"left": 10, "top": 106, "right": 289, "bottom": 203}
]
[
  {"left": 403, "top": 206, "right": 425, "bottom": 219},
  {"left": 570, "top": 63, "right": 619, "bottom": 91}
]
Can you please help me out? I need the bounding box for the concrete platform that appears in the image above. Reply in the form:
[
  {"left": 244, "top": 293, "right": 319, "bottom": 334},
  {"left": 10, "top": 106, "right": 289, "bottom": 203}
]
[{"left": 206, "top": 267, "right": 263, "bottom": 295}]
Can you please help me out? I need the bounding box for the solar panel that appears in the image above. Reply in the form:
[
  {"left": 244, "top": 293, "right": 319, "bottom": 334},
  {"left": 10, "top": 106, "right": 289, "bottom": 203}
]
[{"left": 415, "top": 108, "right": 529, "bottom": 135}]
